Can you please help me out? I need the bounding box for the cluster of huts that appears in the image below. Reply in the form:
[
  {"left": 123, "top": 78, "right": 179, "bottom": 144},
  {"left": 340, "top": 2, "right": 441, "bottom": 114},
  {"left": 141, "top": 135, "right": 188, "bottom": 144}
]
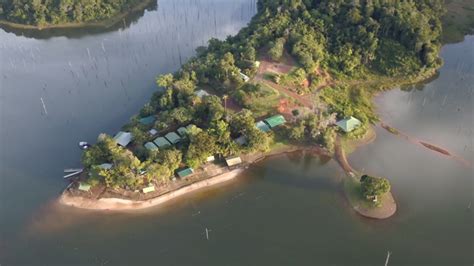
[{"left": 79, "top": 113, "right": 287, "bottom": 194}]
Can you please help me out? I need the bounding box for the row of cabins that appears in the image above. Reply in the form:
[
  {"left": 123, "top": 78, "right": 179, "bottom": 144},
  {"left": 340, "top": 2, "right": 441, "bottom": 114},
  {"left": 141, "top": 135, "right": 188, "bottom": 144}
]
[{"left": 144, "top": 124, "right": 197, "bottom": 151}]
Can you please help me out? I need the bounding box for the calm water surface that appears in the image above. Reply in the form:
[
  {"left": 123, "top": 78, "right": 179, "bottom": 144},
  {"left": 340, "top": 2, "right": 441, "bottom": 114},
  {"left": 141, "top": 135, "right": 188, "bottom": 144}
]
[{"left": 0, "top": 1, "right": 472, "bottom": 265}]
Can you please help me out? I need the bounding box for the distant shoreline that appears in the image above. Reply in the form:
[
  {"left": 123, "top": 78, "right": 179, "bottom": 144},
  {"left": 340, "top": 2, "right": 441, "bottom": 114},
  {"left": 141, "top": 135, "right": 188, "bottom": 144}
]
[{"left": 0, "top": 0, "right": 154, "bottom": 31}]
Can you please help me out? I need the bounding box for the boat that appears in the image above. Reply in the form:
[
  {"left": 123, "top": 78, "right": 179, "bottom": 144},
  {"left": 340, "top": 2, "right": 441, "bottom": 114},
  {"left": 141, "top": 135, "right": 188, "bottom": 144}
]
[{"left": 78, "top": 141, "right": 91, "bottom": 150}]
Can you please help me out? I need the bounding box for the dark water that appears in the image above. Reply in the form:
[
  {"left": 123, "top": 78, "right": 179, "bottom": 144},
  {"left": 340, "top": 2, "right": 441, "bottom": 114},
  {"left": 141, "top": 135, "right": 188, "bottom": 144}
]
[{"left": 0, "top": 0, "right": 472, "bottom": 264}]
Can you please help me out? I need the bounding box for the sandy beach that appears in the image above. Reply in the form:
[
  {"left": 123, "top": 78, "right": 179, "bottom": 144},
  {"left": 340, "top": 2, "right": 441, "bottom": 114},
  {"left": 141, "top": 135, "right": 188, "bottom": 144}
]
[{"left": 59, "top": 168, "right": 243, "bottom": 211}]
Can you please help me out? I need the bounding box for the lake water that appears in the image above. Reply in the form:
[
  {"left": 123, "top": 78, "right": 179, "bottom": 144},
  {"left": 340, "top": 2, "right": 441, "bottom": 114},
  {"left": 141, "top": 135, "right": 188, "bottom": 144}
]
[{"left": 0, "top": 1, "right": 472, "bottom": 265}]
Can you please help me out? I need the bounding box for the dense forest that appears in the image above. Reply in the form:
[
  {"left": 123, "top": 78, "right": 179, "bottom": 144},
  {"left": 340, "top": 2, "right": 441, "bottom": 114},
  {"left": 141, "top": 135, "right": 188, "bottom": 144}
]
[
  {"left": 80, "top": 0, "right": 446, "bottom": 190},
  {"left": 0, "top": 0, "right": 143, "bottom": 26}
]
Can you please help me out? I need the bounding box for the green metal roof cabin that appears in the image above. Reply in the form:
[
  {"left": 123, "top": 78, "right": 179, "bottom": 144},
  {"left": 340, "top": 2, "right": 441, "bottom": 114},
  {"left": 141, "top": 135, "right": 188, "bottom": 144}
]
[
  {"left": 256, "top": 121, "right": 271, "bottom": 132},
  {"left": 177, "top": 126, "right": 188, "bottom": 137},
  {"left": 177, "top": 168, "right": 194, "bottom": 178},
  {"left": 335, "top": 116, "right": 362, "bottom": 133},
  {"left": 139, "top": 116, "right": 156, "bottom": 125},
  {"left": 165, "top": 132, "right": 181, "bottom": 144},
  {"left": 264, "top": 115, "right": 286, "bottom": 128},
  {"left": 113, "top": 131, "right": 133, "bottom": 147},
  {"left": 153, "top": 137, "right": 171, "bottom": 148},
  {"left": 144, "top": 142, "right": 158, "bottom": 151}
]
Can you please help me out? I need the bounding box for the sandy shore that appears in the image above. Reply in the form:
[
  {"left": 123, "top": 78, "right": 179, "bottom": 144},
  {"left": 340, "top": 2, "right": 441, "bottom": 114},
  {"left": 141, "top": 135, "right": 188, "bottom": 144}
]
[
  {"left": 59, "top": 168, "right": 243, "bottom": 211},
  {"left": 351, "top": 191, "right": 397, "bottom": 219}
]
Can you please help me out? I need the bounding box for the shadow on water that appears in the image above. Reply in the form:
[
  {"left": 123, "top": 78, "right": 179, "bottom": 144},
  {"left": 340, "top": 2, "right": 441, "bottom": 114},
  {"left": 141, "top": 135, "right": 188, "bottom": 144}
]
[{"left": 0, "top": 0, "right": 158, "bottom": 39}]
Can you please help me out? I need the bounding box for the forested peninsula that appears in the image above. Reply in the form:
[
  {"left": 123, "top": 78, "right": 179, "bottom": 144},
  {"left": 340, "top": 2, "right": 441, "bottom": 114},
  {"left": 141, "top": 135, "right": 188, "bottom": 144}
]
[
  {"left": 0, "top": 0, "right": 151, "bottom": 28},
  {"left": 63, "top": 0, "right": 446, "bottom": 217}
]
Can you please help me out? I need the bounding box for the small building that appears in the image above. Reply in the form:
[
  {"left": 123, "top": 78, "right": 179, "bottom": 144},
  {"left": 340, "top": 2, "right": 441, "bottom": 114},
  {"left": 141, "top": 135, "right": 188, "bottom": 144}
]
[
  {"left": 113, "top": 131, "right": 132, "bottom": 147},
  {"left": 139, "top": 116, "right": 156, "bottom": 126},
  {"left": 78, "top": 182, "right": 91, "bottom": 192},
  {"left": 153, "top": 137, "right": 171, "bottom": 148},
  {"left": 336, "top": 116, "right": 362, "bottom": 133},
  {"left": 142, "top": 185, "right": 155, "bottom": 194},
  {"left": 239, "top": 72, "right": 250, "bottom": 82},
  {"left": 98, "top": 163, "right": 113, "bottom": 170},
  {"left": 254, "top": 61, "right": 261, "bottom": 68},
  {"left": 177, "top": 126, "right": 188, "bottom": 137},
  {"left": 165, "top": 132, "right": 181, "bottom": 144},
  {"left": 234, "top": 135, "right": 247, "bottom": 146},
  {"left": 149, "top": 128, "right": 158, "bottom": 136},
  {"left": 255, "top": 121, "right": 271, "bottom": 132},
  {"left": 144, "top": 142, "right": 158, "bottom": 151},
  {"left": 177, "top": 168, "right": 194, "bottom": 178},
  {"left": 225, "top": 156, "right": 242, "bottom": 167},
  {"left": 194, "top": 89, "right": 210, "bottom": 98},
  {"left": 264, "top": 115, "right": 286, "bottom": 128},
  {"left": 206, "top": 155, "right": 216, "bottom": 162}
]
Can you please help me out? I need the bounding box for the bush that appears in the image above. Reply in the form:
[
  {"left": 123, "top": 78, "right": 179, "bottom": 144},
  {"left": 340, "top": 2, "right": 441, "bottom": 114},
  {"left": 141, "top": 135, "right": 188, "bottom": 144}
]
[{"left": 360, "top": 175, "right": 391, "bottom": 199}]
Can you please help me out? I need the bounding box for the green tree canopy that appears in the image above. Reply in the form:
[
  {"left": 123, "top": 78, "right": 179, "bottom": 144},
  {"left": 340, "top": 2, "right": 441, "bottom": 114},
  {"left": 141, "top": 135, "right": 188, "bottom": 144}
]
[{"left": 360, "top": 175, "right": 391, "bottom": 198}]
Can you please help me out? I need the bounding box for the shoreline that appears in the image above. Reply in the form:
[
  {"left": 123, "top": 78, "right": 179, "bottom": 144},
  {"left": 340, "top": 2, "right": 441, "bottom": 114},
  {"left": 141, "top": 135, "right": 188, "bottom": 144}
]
[
  {"left": 0, "top": 0, "right": 154, "bottom": 31},
  {"left": 60, "top": 168, "right": 244, "bottom": 211},
  {"left": 59, "top": 144, "right": 328, "bottom": 212}
]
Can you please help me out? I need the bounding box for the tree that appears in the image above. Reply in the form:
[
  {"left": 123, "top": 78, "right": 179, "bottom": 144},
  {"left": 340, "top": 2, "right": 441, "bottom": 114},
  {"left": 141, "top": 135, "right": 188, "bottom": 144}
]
[
  {"left": 159, "top": 149, "right": 182, "bottom": 175},
  {"left": 81, "top": 134, "right": 116, "bottom": 168},
  {"left": 218, "top": 52, "right": 240, "bottom": 83},
  {"left": 289, "top": 120, "right": 305, "bottom": 141},
  {"left": 268, "top": 37, "right": 286, "bottom": 61},
  {"left": 208, "top": 120, "right": 236, "bottom": 156},
  {"left": 360, "top": 175, "right": 391, "bottom": 199},
  {"left": 186, "top": 131, "right": 217, "bottom": 168}
]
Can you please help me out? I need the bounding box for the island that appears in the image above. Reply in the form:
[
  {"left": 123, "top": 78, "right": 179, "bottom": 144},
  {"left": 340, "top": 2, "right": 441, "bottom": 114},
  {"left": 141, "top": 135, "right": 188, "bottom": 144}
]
[
  {"left": 0, "top": 0, "right": 155, "bottom": 29},
  {"left": 60, "top": 0, "right": 447, "bottom": 218}
]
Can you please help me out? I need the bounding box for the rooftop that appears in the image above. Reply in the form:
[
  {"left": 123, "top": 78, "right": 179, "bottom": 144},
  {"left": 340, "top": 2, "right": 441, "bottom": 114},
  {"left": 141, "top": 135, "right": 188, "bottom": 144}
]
[
  {"left": 177, "top": 126, "right": 188, "bottom": 137},
  {"left": 78, "top": 182, "right": 91, "bottom": 192},
  {"left": 113, "top": 131, "right": 133, "bottom": 147},
  {"left": 256, "top": 121, "right": 271, "bottom": 132},
  {"left": 165, "top": 132, "right": 181, "bottom": 144},
  {"left": 177, "top": 168, "right": 194, "bottom": 178},
  {"left": 195, "top": 89, "right": 210, "bottom": 98},
  {"left": 264, "top": 115, "right": 286, "bottom": 128},
  {"left": 98, "top": 163, "right": 113, "bottom": 170},
  {"left": 142, "top": 185, "right": 155, "bottom": 194},
  {"left": 153, "top": 137, "right": 171, "bottom": 148},
  {"left": 336, "top": 116, "right": 362, "bottom": 133},
  {"left": 225, "top": 156, "right": 242, "bottom": 167},
  {"left": 144, "top": 142, "right": 158, "bottom": 151},
  {"left": 139, "top": 116, "right": 156, "bottom": 125}
]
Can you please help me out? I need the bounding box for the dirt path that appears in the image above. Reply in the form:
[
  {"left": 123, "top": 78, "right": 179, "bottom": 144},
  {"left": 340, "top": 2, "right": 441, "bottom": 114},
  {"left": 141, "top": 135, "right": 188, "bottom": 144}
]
[
  {"left": 335, "top": 135, "right": 356, "bottom": 174},
  {"left": 254, "top": 60, "right": 314, "bottom": 108}
]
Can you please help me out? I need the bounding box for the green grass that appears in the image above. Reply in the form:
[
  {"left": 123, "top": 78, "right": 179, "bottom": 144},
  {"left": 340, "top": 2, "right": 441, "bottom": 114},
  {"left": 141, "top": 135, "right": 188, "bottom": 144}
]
[{"left": 241, "top": 82, "right": 282, "bottom": 117}]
